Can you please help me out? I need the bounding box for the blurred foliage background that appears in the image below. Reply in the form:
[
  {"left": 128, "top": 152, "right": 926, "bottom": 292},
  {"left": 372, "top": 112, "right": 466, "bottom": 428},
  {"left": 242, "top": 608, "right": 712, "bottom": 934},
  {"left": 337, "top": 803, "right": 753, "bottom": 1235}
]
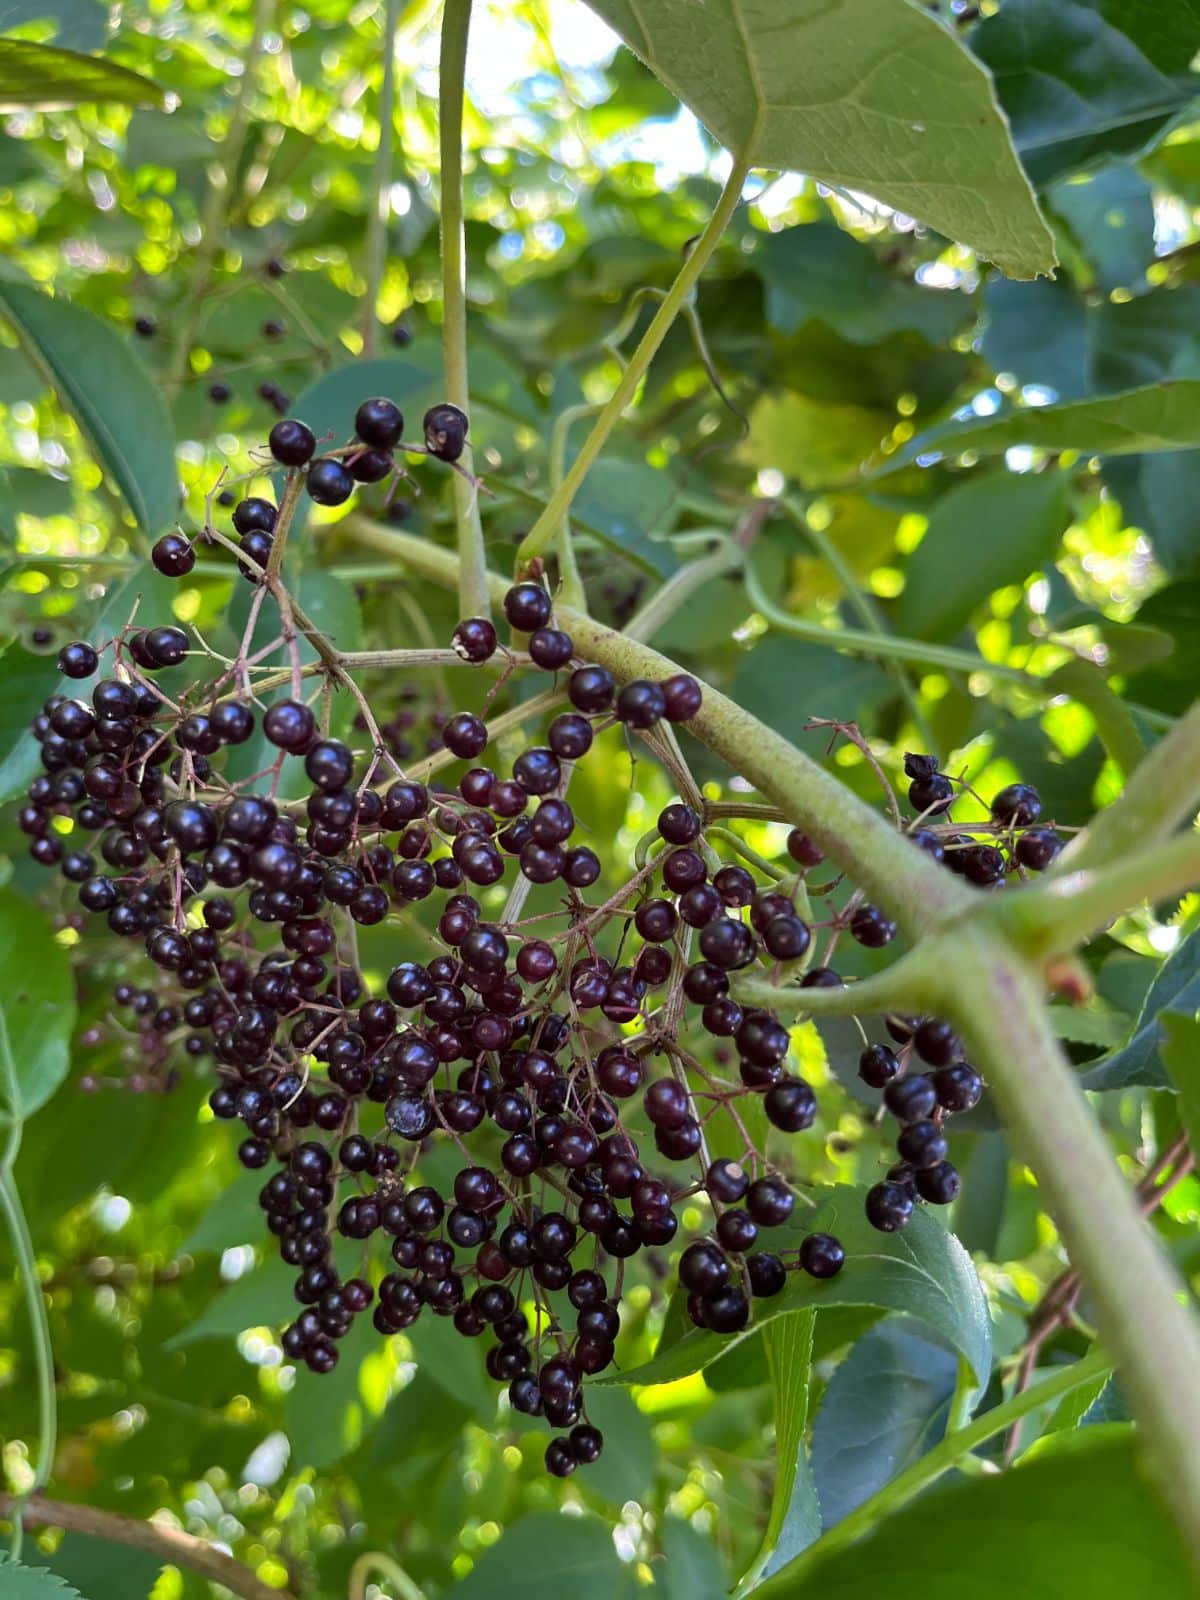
[{"left": 2, "top": 0, "right": 1200, "bottom": 1595}]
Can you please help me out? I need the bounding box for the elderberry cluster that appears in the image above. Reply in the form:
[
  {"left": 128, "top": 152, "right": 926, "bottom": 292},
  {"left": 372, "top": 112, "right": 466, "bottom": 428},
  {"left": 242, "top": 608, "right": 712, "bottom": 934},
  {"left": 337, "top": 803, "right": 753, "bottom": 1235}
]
[{"left": 16, "top": 401, "right": 1067, "bottom": 1478}]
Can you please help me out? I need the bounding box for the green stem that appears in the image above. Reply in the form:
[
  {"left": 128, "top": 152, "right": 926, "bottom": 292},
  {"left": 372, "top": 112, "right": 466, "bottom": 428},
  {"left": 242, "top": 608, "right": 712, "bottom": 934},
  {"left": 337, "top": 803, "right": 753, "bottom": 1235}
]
[
  {"left": 945, "top": 929, "right": 1200, "bottom": 1564},
  {"left": 0, "top": 1169, "right": 55, "bottom": 1562},
  {"left": 1060, "top": 699, "right": 1200, "bottom": 873},
  {"left": 755, "top": 1346, "right": 1113, "bottom": 1594},
  {"left": 348, "top": 1551, "right": 425, "bottom": 1600},
  {"left": 547, "top": 403, "right": 596, "bottom": 610},
  {"left": 166, "top": 0, "right": 274, "bottom": 387},
  {"left": 264, "top": 469, "right": 306, "bottom": 583},
  {"left": 438, "top": 0, "right": 489, "bottom": 620},
  {"left": 993, "top": 830, "right": 1200, "bottom": 959},
  {"left": 731, "top": 942, "right": 941, "bottom": 1017},
  {"left": 362, "top": 0, "right": 402, "bottom": 359},
  {"left": 515, "top": 157, "right": 751, "bottom": 570},
  {"left": 624, "top": 540, "right": 743, "bottom": 642}
]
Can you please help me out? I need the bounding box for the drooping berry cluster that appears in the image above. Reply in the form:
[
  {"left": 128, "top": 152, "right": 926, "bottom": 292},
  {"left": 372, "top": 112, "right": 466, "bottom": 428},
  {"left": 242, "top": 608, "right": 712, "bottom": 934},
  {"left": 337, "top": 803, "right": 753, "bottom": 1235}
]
[{"left": 19, "top": 401, "right": 1066, "bottom": 1477}]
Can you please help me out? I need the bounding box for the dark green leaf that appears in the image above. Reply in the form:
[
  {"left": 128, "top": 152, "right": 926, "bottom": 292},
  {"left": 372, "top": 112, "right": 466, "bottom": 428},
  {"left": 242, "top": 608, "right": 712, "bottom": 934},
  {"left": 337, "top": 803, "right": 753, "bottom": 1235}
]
[
  {"left": 33, "top": 1533, "right": 161, "bottom": 1600},
  {"left": 973, "top": 0, "right": 1200, "bottom": 186},
  {"left": 0, "top": 283, "right": 177, "bottom": 535},
  {"left": 0, "top": 38, "right": 162, "bottom": 109},
  {"left": 730, "top": 637, "right": 894, "bottom": 744},
  {"left": 952, "top": 1137, "right": 1011, "bottom": 1259},
  {"left": 0, "top": 1558, "right": 88, "bottom": 1600},
  {"left": 758, "top": 225, "right": 966, "bottom": 347},
  {"left": 884, "top": 380, "right": 1200, "bottom": 473},
  {"left": 810, "top": 1318, "right": 959, "bottom": 1530},
  {"left": 753, "top": 1311, "right": 822, "bottom": 1581},
  {"left": 1082, "top": 927, "right": 1200, "bottom": 1089},
  {"left": 286, "top": 1314, "right": 377, "bottom": 1469},
  {"left": 583, "top": 0, "right": 1055, "bottom": 277},
  {"left": 0, "top": 890, "right": 77, "bottom": 1124},
  {"left": 444, "top": 1511, "right": 637, "bottom": 1599},
  {"left": 597, "top": 1185, "right": 991, "bottom": 1389},
  {"left": 573, "top": 1386, "right": 655, "bottom": 1504},
  {"left": 657, "top": 1518, "right": 727, "bottom": 1599},
  {"left": 756, "top": 1433, "right": 1192, "bottom": 1598},
  {"left": 178, "top": 1166, "right": 267, "bottom": 1255},
  {"left": 164, "top": 1257, "right": 295, "bottom": 1347},
  {"left": 571, "top": 457, "right": 679, "bottom": 578},
  {"left": 1046, "top": 163, "right": 1156, "bottom": 291},
  {"left": 896, "top": 471, "right": 1070, "bottom": 641}
]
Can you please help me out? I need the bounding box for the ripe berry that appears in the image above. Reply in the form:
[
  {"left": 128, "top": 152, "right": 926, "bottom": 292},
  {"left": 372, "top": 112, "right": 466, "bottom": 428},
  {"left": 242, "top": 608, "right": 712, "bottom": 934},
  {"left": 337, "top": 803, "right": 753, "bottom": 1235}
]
[
  {"left": 702, "top": 1286, "right": 749, "bottom": 1333},
  {"left": 896, "top": 1120, "right": 948, "bottom": 1169},
  {"left": 661, "top": 673, "right": 702, "bottom": 722},
  {"left": 528, "top": 628, "right": 573, "bottom": 670},
  {"left": 933, "top": 1063, "right": 982, "bottom": 1112},
  {"left": 134, "top": 314, "right": 156, "bottom": 337},
  {"left": 913, "top": 1018, "right": 961, "bottom": 1067},
  {"left": 991, "top": 782, "right": 1042, "bottom": 827},
  {"left": 503, "top": 582, "right": 552, "bottom": 632},
  {"left": 746, "top": 1176, "right": 793, "bottom": 1227},
  {"left": 858, "top": 1044, "right": 900, "bottom": 1089},
  {"left": 547, "top": 713, "right": 592, "bottom": 760},
  {"left": 152, "top": 533, "right": 195, "bottom": 577},
  {"left": 850, "top": 904, "right": 896, "bottom": 947},
  {"left": 909, "top": 773, "right": 953, "bottom": 814},
  {"left": 568, "top": 665, "right": 615, "bottom": 712},
  {"left": 865, "top": 1181, "right": 914, "bottom": 1232},
  {"left": 305, "top": 739, "right": 353, "bottom": 792},
  {"left": 787, "top": 830, "right": 823, "bottom": 867},
  {"left": 570, "top": 1423, "right": 603, "bottom": 1464},
  {"left": 615, "top": 680, "right": 665, "bottom": 729},
  {"left": 762, "top": 914, "right": 811, "bottom": 960},
  {"left": 658, "top": 803, "right": 701, "bottom": 844},
  {"left": 423, "top": 402, "right": 468, "bottom": 461},
  {"left": 962, "top": 844, "right": 1006, "bottom": 886},
  {"left": 269, "top": 419, "right": 316, "bottom": 466},
  {"left": 799, "top": 1232, "right": 845, "bottom": 1279},
  {"left": 143, "top": 626, "right": 188, "bottom": 667},
  {"left": 883, "top": 1073, "right": 938, "bottom": 1122},
  {"left": 679, "top": 1241, "right": 729, "bottom": 1295},
  {"left": 355, "top": 397, "right": 404, "bottom": 448},
  {"left": 746, "top": 1252, "right": 786, "bottom": 1297},
  {"left": 232, "top": 497, "right": 277, "bottom": 535},
  {"left": 699, "top": 917, "right": 755, "bottom": 970},
  {"left": 307, "top": 459, "right": 355, "bottom": 506},
  {"left": 57, "top": 641, "right": 98, "bottom": 679},
  {"left": 1016, "top": 828, "right": 1061, "bottom": 871},
  {"left": 264, "top": 700, "right": 316, "bottom": 751},
  {"left": 915, "top": 1161, "right": 961, "bottom": 1204},
  {"left": 443, "top": 713, "right": 488, "bottom": 759},
  {"left": 209, "top": 381, "right": 231, "bottom": 404},
  {"left": 452, "top": 617, "right": 498, "bottom": 663},
  {"left": 764, "top": 1077, "right": 817, "bottom": 1132}
]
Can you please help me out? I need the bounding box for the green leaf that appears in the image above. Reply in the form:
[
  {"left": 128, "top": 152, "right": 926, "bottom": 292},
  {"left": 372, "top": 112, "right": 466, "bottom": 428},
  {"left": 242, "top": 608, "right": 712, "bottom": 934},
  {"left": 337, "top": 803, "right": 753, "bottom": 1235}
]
[
  {"left": 0, "top": 0, "right": 109, "bottom": 52},
  {"left": 574, "top": 1386, "right": 656, "bottom": 1505},
  {"left": 178, "top": 1165, "right": 267, "bottom": 1255},
  {"left": 33, "top": 1533, "right": 161, "bottom": 1600},
  {"left": 597, "top": 1185, "right": 991, "bottom": 1390},
  {"left": 896, "top": 471, "right": 1070, "bottom": 641},
  {"left": 1044, "top": 659, "right": 1144, "bottom": 780},
  {"left": 0, "top": 891, "right": 77, "bottom": 1125},
  {"left": 750, "top": 1311, "right": 821, "bottom": 1582},
  {"left": 973, "top": 0, "right": 1200, "bottom": 187},
  {"left": 0, "top": 1557, "right": 89, "bottom": 1600},
  {"left": 952, "top": 1136, "right": 1011, "bottom": 1259},
  {"left": 0, "top": 38, "right": 162, "bottom": 109},
  {"left": 809, "top": 1318, "right": 959, "bottom": 1531},
  {"left": 981, "top": 277, "right": 1200, "bottom": 402},
  {"left": 286, "top": 1313, "right": 377, "bottom": 1469},
  {"left": 657, "top": 1518, "right": 727, "bottom": 1599},
  {"left": 164, "top": 1257, "right": 295, "bottom": 1347},
  {"left": 756, "top": 1433, "right": 1192, "bottom": 1598},
  {"left": 583, "top": 0, "right": 1055, "bottom": 278},
  {"left": 0, "top": 283, "right": 177, "bottom": 535},
  {"left": 444, "top": 1512, "right": 637, "bottom": 1599},
  {"left": 1159, "top": 1013, "right": 1200, "bottom": 1168},
  {"left": 571, "top": 456, "right": 680, "bottom": 579},
  {"left": 0, "top": 561, "right": 180, "bottom": 803},
  {"left": 883, "top": 380, "right": 1200, "bottom": 473},
  {"left": 739, "top": 392, "right": 891, "bottom": 490},
  {"left": 730, "top": 637, "right": 894, "bottom": 743},
  {"left": 757, "top": 225, "right": 967, "bottom": 347},
  {"left": 1046, "top": 163, "right": 1156, "bottom": 291},
  {"left": 1082, "top": 927, "right": 1200, "bottom": 1089}
]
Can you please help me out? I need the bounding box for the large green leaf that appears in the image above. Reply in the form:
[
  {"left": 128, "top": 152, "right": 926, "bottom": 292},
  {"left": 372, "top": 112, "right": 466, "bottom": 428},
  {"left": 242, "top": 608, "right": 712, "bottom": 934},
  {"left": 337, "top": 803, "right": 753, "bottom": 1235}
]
[
  {"left": 810, "top": 1318, "right": 959, "bottom": 1531},
  {"left": 755, "top": 1433, "right": 1192, "bottom": 1598},
  {"left": 896, "top": 470, "right": 1070, "bottom": 641},
  {"left": 750, "top": 1311, "right": 821, "bottom": 1583},
  {"left": 164, "top": 1257, "right": 296, "bottom": 1348},
  {"left": 0, "top": 283, "right": 177, "bottom": 536},
  {"left": 582, "top": 0, "right": 1055, "bottom": 279},
  {"left": 1046, "top": 163, "right": 1156, "bottom": 291},
  {"left": 33, "top": 1533, "right": 161, "bottom": 1600},
  {"left": 0, "top": 1558, "right": 88, "bottom": 1600},
  {"left": 597, "top": 1186, "right": 991, "bottom": 1390},
  {"left": 571, "top": 456, "right": 680, "bottom": 579},
  {"left": 0, "top": 892, "right": 77, "bottom": 1125},
  {"left": 444, "top": 1512, "right": 638, "bottom": 1599},
  {"left": 730, "top": 637, "right": 894, "bottom": 744},
  {"left": 658, "top": 1518, "right": 726, "bottom": 1600},
  {"left": 758, "top": 225, "right": 967, "bottom": 347},
  {"left": 973, "top": 0, "right": 1200, "bottom": 187},
  {"left": 0, "top": 38, "right": 162, "bottom": 109},
  {"left": 1082, "top": 927, "right": 1200, "bottom": 1089},
  {"left": 882, "top": 380, "right": 1200, "bottom": 473}
]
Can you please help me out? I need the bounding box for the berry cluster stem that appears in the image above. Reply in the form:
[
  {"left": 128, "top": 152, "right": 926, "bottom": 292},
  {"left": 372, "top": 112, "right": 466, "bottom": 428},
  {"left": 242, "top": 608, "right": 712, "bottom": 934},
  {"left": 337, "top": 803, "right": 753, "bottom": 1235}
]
[{"left": 438, "top": 0, "right": 490, "bottom": 621}]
